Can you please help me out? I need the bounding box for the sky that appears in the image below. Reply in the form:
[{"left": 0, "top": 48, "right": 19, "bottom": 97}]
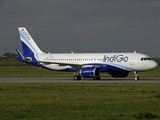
[{"left": 0, "top": 0, "right": 160, "bottom": 57}]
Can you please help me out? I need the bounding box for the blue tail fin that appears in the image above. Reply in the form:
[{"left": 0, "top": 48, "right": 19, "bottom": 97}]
[{"left": 18, "top": 27, "right": 43, "bottom": 61}]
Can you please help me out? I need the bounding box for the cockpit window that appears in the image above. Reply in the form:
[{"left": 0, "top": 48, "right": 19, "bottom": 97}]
[{"left": 141, "top": 57, "right": 152, "bottom": 61}]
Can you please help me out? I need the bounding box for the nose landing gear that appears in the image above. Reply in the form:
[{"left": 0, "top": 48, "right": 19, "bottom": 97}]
[{"left": 134, "top": 71, "right": 139, "bottom": 80}]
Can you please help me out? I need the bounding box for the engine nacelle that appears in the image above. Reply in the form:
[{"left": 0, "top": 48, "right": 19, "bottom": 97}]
[
  {"left": 81, "top": 67, "right": 100, "bottom": 78},
  {"left": 109, "top": 71, "right": 129, "bottom": 77}
]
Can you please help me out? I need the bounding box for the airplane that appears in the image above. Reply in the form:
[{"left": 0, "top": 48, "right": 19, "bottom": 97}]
[{"left": 16, "top": 27, "right": 158, "bottom": 81}]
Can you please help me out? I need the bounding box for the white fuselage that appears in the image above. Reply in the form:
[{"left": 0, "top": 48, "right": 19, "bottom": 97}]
[{"left": 37, "top": 52, "right": 158, "bottom": 72}]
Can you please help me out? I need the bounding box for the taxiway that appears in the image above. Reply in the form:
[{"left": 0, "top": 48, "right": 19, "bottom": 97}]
[{"left": 0, "top": 77, "right": 160, "bottom": 83}]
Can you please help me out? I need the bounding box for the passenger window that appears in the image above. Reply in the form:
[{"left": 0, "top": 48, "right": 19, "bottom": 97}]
[
  {"left": 144, "top": 58, "right": 147, "bottom": 60},
  {"left": 141, "top": 58, "right": 143, "bottom": 61}
]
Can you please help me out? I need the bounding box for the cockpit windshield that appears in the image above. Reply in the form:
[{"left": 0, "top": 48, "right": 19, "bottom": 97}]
[{"left": 141, "top": 58, "right": 152, "bottom": 61}]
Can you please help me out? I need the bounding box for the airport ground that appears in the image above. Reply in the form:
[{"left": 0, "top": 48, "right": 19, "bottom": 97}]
[
  {"left": 0, "top": 82, "right": 160, "bottom": 119},
  {"left": 0, "top": 77, "right": 160, "bottom": 83},
  {"left": 0, "top": 59, "right": 160, "bottom": 119}
]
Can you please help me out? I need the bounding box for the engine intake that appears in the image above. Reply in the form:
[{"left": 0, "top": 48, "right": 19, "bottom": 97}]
[{"left": 81, "top": 67, "right": 100, "bottom": 78}]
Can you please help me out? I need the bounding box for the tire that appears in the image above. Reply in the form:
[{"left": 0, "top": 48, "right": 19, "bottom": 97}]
[
  {"left": 74, "top": 75, "right": 81, "bottom": 80},
  {"left": 94, "top": 76, "right": 101, "bottom": 80}
]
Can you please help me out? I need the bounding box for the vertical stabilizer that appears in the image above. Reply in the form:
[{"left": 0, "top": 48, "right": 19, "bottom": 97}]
[{"left": 18, "top": 27, "right": 43, "bottom": 60}]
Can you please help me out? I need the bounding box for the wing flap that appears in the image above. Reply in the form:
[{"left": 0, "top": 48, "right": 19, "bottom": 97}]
[{"left": 37, "top": 61, "right": 82, "bottom": 67}]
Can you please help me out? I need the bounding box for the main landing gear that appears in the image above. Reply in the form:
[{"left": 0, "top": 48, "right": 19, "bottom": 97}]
[
  {"left": 74, "top": 75, "right": 81, "bottom": 80},
  {"left": 94, "top": 76, "right": 101, "bottom": 80},
  {"left": 74, "top": 70, "right": 81, "bottom": 80},
  {"left": 134, "top": 71, "right": 139, "bottom": 81}
]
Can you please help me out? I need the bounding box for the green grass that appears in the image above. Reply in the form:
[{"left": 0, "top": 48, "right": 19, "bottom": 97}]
[
  {"left": 0, "top": 83, "right": 160, "bottom": 119},
  {"left": 0, "top": 58, "right": 32, "bottom": 67},
  {"left": 154, "top": 59, "right": 160, "bottom": 66},
  {"left": 0, "top": 67, "right": 160, "bottom": 77}
]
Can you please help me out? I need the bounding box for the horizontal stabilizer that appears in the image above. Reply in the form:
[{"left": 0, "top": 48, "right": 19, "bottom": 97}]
[
  {"left": 16, "top": 49, "right": 24, "bottom": 59},
  {"left": 23, "top": 57, "right": 32, "bottom": 62},
  {"left": 16, "top": 49, "right": 32, "bottom": 62}
]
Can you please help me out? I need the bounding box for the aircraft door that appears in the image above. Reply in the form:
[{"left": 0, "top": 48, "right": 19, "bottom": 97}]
[{"left": 130, "top": 54, "right": 136, "bottom": 65}]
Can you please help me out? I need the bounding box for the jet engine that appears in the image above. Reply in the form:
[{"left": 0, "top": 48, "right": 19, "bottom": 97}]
[{"left": 81, "top": 67, "right": 100, "bottom": 78}]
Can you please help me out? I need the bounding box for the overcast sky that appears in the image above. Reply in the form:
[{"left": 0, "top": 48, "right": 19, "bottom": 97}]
[{"left": 0, "top": 0, "right": 160, "bottom": 57}]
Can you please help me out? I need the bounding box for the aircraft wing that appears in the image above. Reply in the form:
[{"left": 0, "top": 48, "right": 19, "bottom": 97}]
[
  {"left": 34, "top": 61, "right": 100, "bottom": 68},
  {"left": 37, "top": 61, "right": 82, "bottom": 66}
]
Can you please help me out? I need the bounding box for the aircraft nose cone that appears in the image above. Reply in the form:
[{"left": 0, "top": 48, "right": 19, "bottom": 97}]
[{"left": 151, "top": 61, "right": 158, "bottom": 70}]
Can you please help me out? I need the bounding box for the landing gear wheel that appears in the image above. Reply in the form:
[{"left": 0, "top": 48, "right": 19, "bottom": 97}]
[
  {"left": 74, "top": 75, "right": 81, "bottom": 80},
  {"left": 94, "top": 76, "right": 101, "bottom": 80},
  {"left": 135, "top": 77, "right": 139, "bottom": 81},
  {"left": 134, "top": 71, "right": 139, "bottom": 81}
]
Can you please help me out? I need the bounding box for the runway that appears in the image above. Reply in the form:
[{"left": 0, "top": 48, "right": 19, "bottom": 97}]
[{"left": 0, "top": 77, "right": 160, "bottom": 83}]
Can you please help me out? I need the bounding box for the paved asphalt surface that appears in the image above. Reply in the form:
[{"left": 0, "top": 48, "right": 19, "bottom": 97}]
[{"left": 0, "top": 77, "right": 160, "bottom": 83}]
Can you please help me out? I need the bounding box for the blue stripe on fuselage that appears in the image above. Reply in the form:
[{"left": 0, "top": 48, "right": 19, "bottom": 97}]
[
  {"left": 105, "top": 62, "right": 139, "bottom": 71},
  {"left": 83, "top": 62, "right": 139, "bottom": 72}
]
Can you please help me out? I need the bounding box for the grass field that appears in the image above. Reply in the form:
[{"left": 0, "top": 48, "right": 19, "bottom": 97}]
[
  {"left": 0, "top": 83, "right": 160, "bottom": 120},
  {"left": 0, "top": 66, "right": 159, "bottom": 78},
  {"left": 0, "top": 59, "right": 160, "bottom": 119}
]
